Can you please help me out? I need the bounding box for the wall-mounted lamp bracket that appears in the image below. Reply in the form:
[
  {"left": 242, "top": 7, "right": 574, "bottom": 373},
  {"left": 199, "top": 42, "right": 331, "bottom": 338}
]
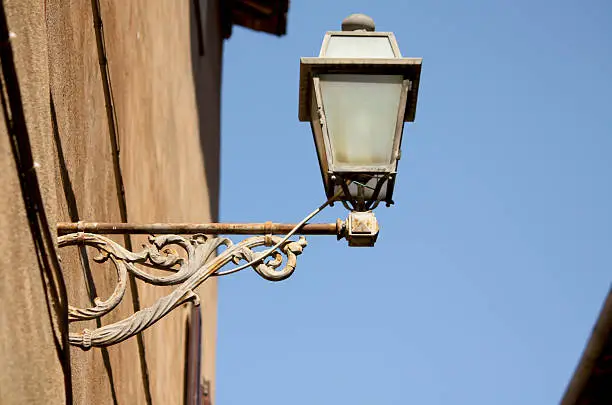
[
  {"left": 60, "top": 231, "right": 310, "bottom": 349},
  {"left": 346, "top": 211, "right": 379, "bottom": 247},
  {"left": 58, "top": 194, "right": 380, "bottom": 349}
]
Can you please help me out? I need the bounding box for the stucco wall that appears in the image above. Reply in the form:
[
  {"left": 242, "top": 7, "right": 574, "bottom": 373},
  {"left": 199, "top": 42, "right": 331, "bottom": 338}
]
[
  {"left": 0, "top": 2, "right": 66, "bottom": 404},
  {"left": 0, "top": 0, "right": 221, "bottom": 404}
]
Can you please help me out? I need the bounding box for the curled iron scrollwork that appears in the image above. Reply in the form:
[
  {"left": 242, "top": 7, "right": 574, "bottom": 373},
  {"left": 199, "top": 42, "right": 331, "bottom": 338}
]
[{"left": 59, "top": 232, "right": 307, "bottom": 349}]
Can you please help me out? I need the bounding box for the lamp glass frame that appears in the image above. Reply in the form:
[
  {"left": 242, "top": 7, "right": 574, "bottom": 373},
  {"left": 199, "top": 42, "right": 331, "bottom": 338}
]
[{"left": 298, "top": 31, "right": 422, "bottom": 208}]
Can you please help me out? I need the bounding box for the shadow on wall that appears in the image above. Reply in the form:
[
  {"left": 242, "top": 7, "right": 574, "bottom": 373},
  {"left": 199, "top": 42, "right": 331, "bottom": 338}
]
[
  {"left": 0, "top": 4, "right": 72, "bottom": 402},
  {"left": 190, "top": 0, "right": 221, "bottom": 223},
  {"left": 50, "top": 94, "right": 120, "bottom": 405}
]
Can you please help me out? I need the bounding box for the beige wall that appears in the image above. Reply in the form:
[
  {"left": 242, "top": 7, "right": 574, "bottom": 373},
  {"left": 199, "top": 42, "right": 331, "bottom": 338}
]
[{"left": 0, "top": 0, "right": 222, "bottom": 404}]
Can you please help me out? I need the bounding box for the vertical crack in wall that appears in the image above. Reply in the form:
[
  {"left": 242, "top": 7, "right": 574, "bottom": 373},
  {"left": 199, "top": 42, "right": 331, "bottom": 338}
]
[
  {"left": 50, "top": 94, "right": 119, "bottom": 405},
  {"left": 90, "top": 1, "right": 153, "bottom": 403}
]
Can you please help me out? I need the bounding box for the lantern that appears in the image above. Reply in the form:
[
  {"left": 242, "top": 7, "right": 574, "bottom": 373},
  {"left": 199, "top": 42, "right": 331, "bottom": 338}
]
[{"left": 299, "top": 14, "right": 422, "bottom": 211}]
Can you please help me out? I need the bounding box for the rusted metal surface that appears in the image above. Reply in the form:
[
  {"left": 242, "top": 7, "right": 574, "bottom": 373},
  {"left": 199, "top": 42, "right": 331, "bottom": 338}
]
[
  {"left": 57, "top": 221, "right": 343, "bottom": 236},
  {"left": 62, "top": 232, "right": 309, "bottom": 349},
  {"left": 346, "top": 211, "right": 379, "bottom": 247},
  {"left": 60, "top": 192, "right": 356, "bottom": 349}
]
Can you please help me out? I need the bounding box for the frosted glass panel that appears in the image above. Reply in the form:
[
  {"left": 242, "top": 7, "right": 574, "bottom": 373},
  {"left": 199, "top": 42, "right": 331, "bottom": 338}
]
[
  {"left": 319, "top": 74, "right": 402, "bottom": 167},
  {"left": 324, "top": 36, "right": 395, "bottom": 58}
]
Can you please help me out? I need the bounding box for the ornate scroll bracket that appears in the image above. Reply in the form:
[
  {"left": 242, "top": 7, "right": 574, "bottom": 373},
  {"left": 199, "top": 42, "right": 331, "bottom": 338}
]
[{"left": 59, "top": 232, "right": 307, "bottom": 350}]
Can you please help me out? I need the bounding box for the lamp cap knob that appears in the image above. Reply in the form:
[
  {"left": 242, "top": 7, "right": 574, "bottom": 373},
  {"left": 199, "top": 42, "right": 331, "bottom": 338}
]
[{"left": 341, "top": 14, "right": 375, "bottom": 32}]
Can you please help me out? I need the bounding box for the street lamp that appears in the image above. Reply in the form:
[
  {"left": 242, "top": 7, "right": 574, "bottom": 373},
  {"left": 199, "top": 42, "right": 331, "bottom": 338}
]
[
  {"left": 57, "top": 14, "right": 422, "bottom": 349},
  {"left": 299, "top": 13, "right": 422, "bottom": 212}
]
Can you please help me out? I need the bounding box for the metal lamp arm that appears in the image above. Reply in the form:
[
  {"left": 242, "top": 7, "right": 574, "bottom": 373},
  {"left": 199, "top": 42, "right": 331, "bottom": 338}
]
[{"left": 62, "top": 192, "right": 342, "bottom": 350}]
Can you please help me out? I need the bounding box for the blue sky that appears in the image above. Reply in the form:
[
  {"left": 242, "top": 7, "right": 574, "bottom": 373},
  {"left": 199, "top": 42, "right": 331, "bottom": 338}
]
[{"left": 218, "top": 1, "right": 612, "bottom": 403}]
